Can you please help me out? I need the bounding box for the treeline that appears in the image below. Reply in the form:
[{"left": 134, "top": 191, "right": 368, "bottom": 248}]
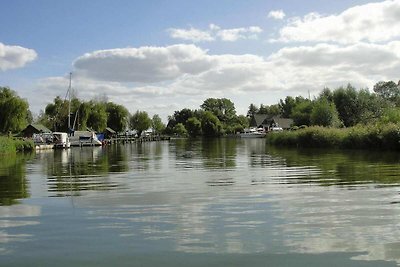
[
  {"left": 248, "top": 81, "right": 400, "bottom": 128},
  {"left": 164, "top": 98, "right": 249, "bottom": 137},
  {"left": 2, "top": 79, "right": 400, "bottom": 139},
  {"left": 38, "top": 96, "right": 166, "bottom": 137}
]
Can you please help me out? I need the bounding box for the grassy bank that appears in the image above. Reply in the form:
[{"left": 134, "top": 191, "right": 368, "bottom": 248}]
[
  {"left": 267, "top": 123, "right": 400, "bottom": 151},
  {"left": 0, "top": 136, "right": 35, "bottom": 154}
]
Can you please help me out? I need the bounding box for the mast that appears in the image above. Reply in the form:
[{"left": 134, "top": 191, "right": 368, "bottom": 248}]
[{"left": 68, "top": 72, "right": 72, "bottom": 133}]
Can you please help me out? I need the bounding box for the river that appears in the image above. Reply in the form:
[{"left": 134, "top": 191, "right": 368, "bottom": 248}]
[{"left": 1, "top": 138, "right": 400, "bottom": 266}]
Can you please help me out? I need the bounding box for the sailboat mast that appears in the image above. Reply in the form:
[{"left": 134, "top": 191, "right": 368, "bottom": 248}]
[{"left": 68, "top": 72, "right": 72, "bottom": 131}]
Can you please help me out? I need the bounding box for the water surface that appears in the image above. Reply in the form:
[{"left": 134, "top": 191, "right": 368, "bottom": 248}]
[{"left": 1, "top": 138, "right": 400, "bottom": 266}]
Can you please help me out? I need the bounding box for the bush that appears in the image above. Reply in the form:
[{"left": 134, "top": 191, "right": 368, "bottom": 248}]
[
  {"left": 267, "top": 124, "right": 400, "bottom": 151},
  {"left": 0, "top": 136, "right": 34, "bottom": 154}
]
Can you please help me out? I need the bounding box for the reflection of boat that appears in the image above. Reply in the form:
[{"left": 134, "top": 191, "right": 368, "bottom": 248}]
[
  {"left": 69, "top": 131, "right": 102, "bottom": 146},
  {"left": 239, "top": 127, "right": 266, "bottom": 138},
  {"left": 53, "top": 132, "right": 71, "bottom": 148}
]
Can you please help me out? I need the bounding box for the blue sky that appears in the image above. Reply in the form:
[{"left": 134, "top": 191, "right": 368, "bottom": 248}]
[{"left": 1, "top": 0, "right": 399, "bottom": 120}]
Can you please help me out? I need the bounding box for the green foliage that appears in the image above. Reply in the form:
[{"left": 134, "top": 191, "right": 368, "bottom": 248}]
[
  {"left": 247, "top": 103, "right": 259, "bottom": 117},
  {"left": 106, "top": 102, "right": 129, "bottom": 132},
  {"left": 201, "top": 98, "right": 236, "bottom": 123},
  {"left": 0, "top": 87, "right": 30, "bottom": 134},
  {"left": 291, "top": 100, "right": 313, "bottom": 126},
  {"left": 201, "top": 111, "right": 223, "bottom": 137},
  {"left": 186, "top": 117, "right": 202, "bottom": 137},
  {"left": 268, "top": 124, "right": 400, "bottom": 151},
  {"left": 151, "top": 114, "right": 165, "bottom": 135},
  {"left": 373, "top": 80, "right": 400, "bottom": 105},
  {"left": 173, "top": 123, "right": 188, "bottom": 137},
  {"left": 310, "top": 98, "right": 340, "bottom": 127},
  {"left": 130, "top": 110, "right": 152, "bottom": 137},
  {"left": 279, "top": 96, "right": 296, "bottom": 117},
  {"left": 87, "top": 102, "right": 108, "bottom": 132},
  {"left": 0, "top": 137, "right": 34, "bottom": 154}
]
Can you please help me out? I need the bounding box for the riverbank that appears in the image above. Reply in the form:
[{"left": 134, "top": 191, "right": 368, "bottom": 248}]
[
  {"left": 266, "top": 123, "right": 400, "bottom": 150},
  {"left": 0, "top": 136, "right": 35, "bottom": 154}
]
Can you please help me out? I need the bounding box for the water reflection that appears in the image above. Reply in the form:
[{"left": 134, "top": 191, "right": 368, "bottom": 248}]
[
  {"left": 3, "top": 139, "right": 400, "bottom": 266},
  {"left": 0, "top": 204, "right": 41, "bottom": 255},
  {"left": 0, "top": 153, "right": 33, "bottom": 205}
]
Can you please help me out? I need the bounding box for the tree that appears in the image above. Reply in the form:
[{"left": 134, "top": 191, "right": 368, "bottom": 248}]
[
  {"left": 106, "top": 102, "right": 129, "bottom": 132},
  {"left": 201, "top": 98, "right": 236, "bottom": 123},
  {"left": 247, "top": 103, "right": 259, "bottom": 117},
  {"left": 201, "top": 111, "right": 223, "bottom": 137},
  {"left": 186, "top": 117, "right": 202, "bottom": 137},
  {"left": 86, "top": 102, "right": 107, "bottom": 132},
  {"left": 291, "top": 100, "right": 313, "bottom": 126},
  {"left": 152, "top": 114, "right": 165, "bottom": 135},
  {"left": 130, "top": 110, "right": 151, "bottom": 137},
  {"left": 333, "top": 85, "right": 360, "bottom": 127},
  {"left": 311, "top": 98, "right": 340, "bottom": 127},
  {"left": 173, "top": 123, "right": 188, "bottom": 137},
  {"left": 0, "top": 87, "right": 30, "bottom": 134},
  {"left": 373, "top": 80, "right": 400, "bottom": 105},
  {"left": 279, "top": 96, "right": 296, "bottom": 118}
]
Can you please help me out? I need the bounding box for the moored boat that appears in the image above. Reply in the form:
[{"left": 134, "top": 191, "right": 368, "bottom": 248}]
[
  {"left": 53, "top": 132, "right": 71, "bottom": 149},
  {"left": 69, "top": 131, "right": 102, "bottom": 146},
  {"left": 239, "top": 127, "right": 266, "bottom": 138}
]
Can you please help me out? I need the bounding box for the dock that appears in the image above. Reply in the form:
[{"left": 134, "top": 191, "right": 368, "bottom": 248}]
[{"left": 106, "top": 135, "right": 170, "bottom": 144}]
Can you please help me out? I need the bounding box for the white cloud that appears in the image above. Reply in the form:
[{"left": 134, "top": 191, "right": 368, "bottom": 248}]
[
  {"left": 34, "top": 40, "right": 400, "bottom": 119},
  {"left": 272, "top": 0, "right": 400, "bottom": 44},
  {"left": 217, "top": 26, "right": 263, "bottom": 42},
  {"left": 268, "top": 9, "right": 286, "bottom": 20},
  {"left": 168, "top": 24, "right": 263, "bottom": 42},
  {"left": 0, "top": 42, "right": 37, "bottom": 71},
  {"left": 167, "top": 27, "right": 214, "bottom": 42},
  {"left": 73, "top": 44, "right": 215, "bottom": 83}
]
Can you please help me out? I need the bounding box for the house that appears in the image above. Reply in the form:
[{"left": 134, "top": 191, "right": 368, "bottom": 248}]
[
  {"left": 249, "top": 114, "right": 293, "bottom": 131},
  {"left": 104, "top": 127, "right": 117, "bottom": 139},
  {"left": 21, "top": 124, "right": 52, "bottom": 138}
]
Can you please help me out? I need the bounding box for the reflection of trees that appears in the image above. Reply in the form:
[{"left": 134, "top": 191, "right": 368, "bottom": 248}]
[
  {"left": 0, "top": 153, "right": 33, "bottom": 205},
  {"left": 43, "top": 147, "right": 129, "bottom": 195},
  {"left": 201, "top": 138, "right": 237, "bottom": 169},
  {"left": 266, "top": 146, "right": 400, "bottom": 186}
]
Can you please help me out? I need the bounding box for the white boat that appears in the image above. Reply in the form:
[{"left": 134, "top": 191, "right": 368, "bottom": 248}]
[
  {"left": 53, "top": 132, "right": 71, "bottom": 148},
  {"left": 239, "top": 127, "right": 266, "bottom": 138},
  {"left": 69, "top": 131, "right": 102, "bottom": 146}
]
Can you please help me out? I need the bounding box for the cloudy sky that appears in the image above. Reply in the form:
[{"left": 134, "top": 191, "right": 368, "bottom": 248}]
[{"left": 1, "top": 0, "right": 400, "bottom": 121}]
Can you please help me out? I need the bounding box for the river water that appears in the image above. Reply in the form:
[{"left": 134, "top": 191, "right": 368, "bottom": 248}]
[{"left": 1, "top": 138, "right": 400, "bottom": 266}]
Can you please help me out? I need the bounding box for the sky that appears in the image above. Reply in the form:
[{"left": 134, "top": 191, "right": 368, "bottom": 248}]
[{"left": 1, "top": 0, "right": 400, "bottom": 121}]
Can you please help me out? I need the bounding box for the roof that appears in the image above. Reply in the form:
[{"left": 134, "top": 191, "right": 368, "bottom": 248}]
[
  {"left": 105, "top": 127, "right": 116, "bottom": 134},
  {"left": 272, "top": 117, "right": 293, "bottom": 129},
  {"left": 25, "top": 124, "right": 52, "bottom": 133},
  {"left": 249, "top": 114, "right": 293, "bottom": 129}
]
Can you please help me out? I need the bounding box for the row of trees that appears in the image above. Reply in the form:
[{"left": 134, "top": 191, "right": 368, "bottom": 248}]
[
  {"left": 165, "top": 98, "right": 249, "bottom": 137},
  {"left": 247, "top": 81, "right": 400, "bottom": 128},
  {"left": 2, "top": 80, "right": 400, "bottom": 136},
  {"left": 38, "top": 96, "right": 166, "bottom": 137}
]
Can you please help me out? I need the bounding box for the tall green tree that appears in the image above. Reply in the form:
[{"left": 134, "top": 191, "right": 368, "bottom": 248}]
[
  {"left": 86, "top": 102, "right": 107, "bottom": 132},
  {"left": 201, "top": 111, "right": 223, "bottom": 137},
  {"left": 201, "top": 98, "right": 236, "bottom": 123},
  {"left": 151, "top": 114, "right": 165, "bottom": 135},
  {"left": 106, "top": 102, "right": 129, "bottom": 132},
  {"left": 247, "top": 103, "right": 259, "bottom": 117},
  {"left": 0, "top": 87, "right": 30, "bottom": 134},
  {"left": 291, "top": 100, "right": 313, "bottom": 126},
  {"left": 130, "top": 110, "right": 151, "bottom": 137},
  {"left": 311, "top": 98, "right": 340, "bottom": 127},
  {"left": 373, "top": 80, "right": 400, "bottom": 105},
  {"left": 279, "top": 96, "right": 296, "bottom": 118},
  {"left": 186, "top": 117, "right": 202, "bottom": 137}
]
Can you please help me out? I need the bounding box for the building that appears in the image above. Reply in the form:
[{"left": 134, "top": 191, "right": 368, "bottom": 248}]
[
  {"left": 21, "top": 124, "right": 52, "bottom": 138},
  {"left": 249, "top": 114, "right": 293, "bottom": 131}
]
